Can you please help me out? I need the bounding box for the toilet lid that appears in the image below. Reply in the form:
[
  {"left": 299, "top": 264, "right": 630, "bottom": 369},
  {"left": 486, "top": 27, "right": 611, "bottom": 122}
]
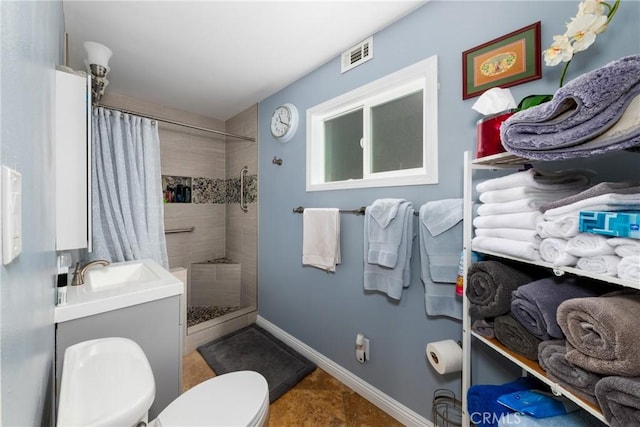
[{"left": 157, "top": 370, "right": 269, "bottom": 427}]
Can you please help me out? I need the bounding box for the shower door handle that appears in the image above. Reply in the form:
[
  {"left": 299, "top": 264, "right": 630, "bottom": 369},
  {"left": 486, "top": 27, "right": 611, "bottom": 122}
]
[{"left": 240, "top": 166, "right": 249, "bottom": 213}]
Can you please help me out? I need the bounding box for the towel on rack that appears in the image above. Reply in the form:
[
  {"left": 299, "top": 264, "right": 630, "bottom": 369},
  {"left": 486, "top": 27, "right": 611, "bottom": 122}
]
[
  {"left": 302, "top": 208, "right": 341, "bottom": 272},
  {"left": 479, "top": 187, "right": 584, "bottom": 204},
  {"left": 617, "top": 255, "right": 640, "bottom": 282},
  {"left": 473, "top": 211, "right": 543, "bottom": 230},
  {"left": 477, "top": 198, "right": 547, "bottom": 216},
  {"left": 539, "top": 238, "right": 578, "bottom": 267},
  {"left": 467, "top": 377, "right": 541, "bottom": 427},
  {"left": 475, "top": 228, "right": 541, "bottom": 244},
  {"left": 367, "top": 199, "right": 409, "bottom": 268},
  {"left": 363, "top": 202, "right": 414, "bottom": 300},
  {"left": 608, "top": 238, "right": 640, "bottom": 257},
  {"left": 466, "top": 260, "right": 538, "bottom": 318},
  {"left": 564, "top": 233, "right": 615, "bottom": 258},
  {"left": 595, "top": 376, "right": 640, "bottom": 427},
  {"left": 494, "top": 314, "right": 543, "bottom": 360},
  {"left": 510, "top": 277, "right": 598, "bottom": 340},
  {"left": 576, "top": 255, "right": 621, "bottom": 276},
  {"left": 476, "top": 168, "right": 593, "bottom": 193},
  {"left": 536, "top": 216, "right": 580, "bottom": 239},
  {"left": 419, "top": 199, "right": 464, "bottom": 319},
  {"left": 543, "top": 193, "right": 640, "bottom": 220},
  {"left": 558, "top": 291, "right": 640, "bottom": 376},
  {"left": 471, "top": 236, "right": 541, "bottom": 261},
  {"left": 538, "top": 340, "right": 602, "bottom": 405},
  {"left": 540, "top": 181, "right": 640, "bottom": 213}
]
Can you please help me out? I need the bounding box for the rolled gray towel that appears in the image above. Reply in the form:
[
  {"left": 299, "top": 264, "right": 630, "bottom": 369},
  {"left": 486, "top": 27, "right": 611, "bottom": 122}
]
[
  {"left": 557, "top": 291, "right": 640, "bottom": 376},
  {"left": 471, "top": 319, "right": 495, "bottom": 339},
  {"left": 494, "top": 314, "right": 542, "bottom": 361},
  {"left": 540, "top": 181, "right": 640, "bottom": 213},
  {"left": 538, "top": 340, "right": 602, "bottom": 405},
  {"left": 466, "top": 261, "right": 538, "bottom": 317},
  {"left": 595, "top": 376, "right": 640, "bottom": 427},
  {"left": 510, "top": 277, "right": 599, "bottom": 340}
]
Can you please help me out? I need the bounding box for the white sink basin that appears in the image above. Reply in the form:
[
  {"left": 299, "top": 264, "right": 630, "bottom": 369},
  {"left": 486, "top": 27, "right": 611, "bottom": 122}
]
[
  {"left": 57, "top": 337, "right": 156, "bottom": 427},
  {"left": 85, "top": 260, "right": 161, "bottom": 291}
]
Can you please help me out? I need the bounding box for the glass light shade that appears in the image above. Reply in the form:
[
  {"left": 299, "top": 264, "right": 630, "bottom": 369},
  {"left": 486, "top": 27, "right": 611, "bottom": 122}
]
[{"left": 84, "top": 41, "right": 112, "bottom": 69}]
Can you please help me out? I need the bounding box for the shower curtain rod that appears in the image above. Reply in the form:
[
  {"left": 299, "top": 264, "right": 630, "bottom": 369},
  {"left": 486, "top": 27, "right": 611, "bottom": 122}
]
[{"left": 96, "top": 104, "right": 256, "bottom": 142}]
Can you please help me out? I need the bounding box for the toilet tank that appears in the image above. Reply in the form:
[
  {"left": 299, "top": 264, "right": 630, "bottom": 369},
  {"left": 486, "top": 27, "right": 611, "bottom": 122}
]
[{"left": 57, "top": 337, "right": 156, "bottom": 427}]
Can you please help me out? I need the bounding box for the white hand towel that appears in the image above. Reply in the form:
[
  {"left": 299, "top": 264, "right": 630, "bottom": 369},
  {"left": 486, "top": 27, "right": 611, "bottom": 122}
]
[
  {"left": 479, "top": 187, "right": 582, "bottom": 204},
  {"left": 543, "top": 193, "right": 640, "bottom": 220},
  {"left": 536, "top": 215, "right": 580, "bottom": 239},
  {"left": 473, "top": 211, "right": 543, "bottom": 230},
  {"left": 576, "top": 255, "right": 621, "bottom": 276},
  {"left": 607, "top": 237, "right": 640, "bottom": 257},
  {"left": 471, "top": 236, "right": 541, "bottom": 261},
  {"left": 476, "top": 168, "right": 593, "bottom": 193},
  {"left": 618, "top": 255, "right": 640, "bottom": 282},
  {"left": 539, "top": 238, "right": 578, "bottom": 266},
  {"left": 302, "top": 208, "right": 341, "bottom": 272},
  {"left": 477, "top": 198, "right": 547, "bottom": 216},
  {"left": 564, "top": 233, "right": 615, "bottom": 258},
  {"left": 474, "top": 227, "right": 541, "bottom": 244}
]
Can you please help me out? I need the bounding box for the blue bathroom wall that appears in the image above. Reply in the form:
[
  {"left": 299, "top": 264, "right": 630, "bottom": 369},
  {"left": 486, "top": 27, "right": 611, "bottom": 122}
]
[
  {"left": 258, "top": 1, "right": 640, "bottom": 418},
  {"left": 0, "top": 1, "right": 63, "bottom": 425}
]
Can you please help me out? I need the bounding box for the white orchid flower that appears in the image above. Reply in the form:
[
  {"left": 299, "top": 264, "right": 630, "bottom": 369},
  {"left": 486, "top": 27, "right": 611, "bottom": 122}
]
[
  {"left": 543, "top": 35, "right": 574, "bottom": 66},
  {"left": 577, "top": 0, "right": 606, "bottom": 17},
  {"left": 567, "top": 13, "right": 608, "bottom": 52}
]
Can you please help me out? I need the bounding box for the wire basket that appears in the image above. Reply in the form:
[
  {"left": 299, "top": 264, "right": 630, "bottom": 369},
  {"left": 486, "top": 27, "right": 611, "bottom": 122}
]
[{"left": 432, "top": 388, "right": 462, "bottom": 427}]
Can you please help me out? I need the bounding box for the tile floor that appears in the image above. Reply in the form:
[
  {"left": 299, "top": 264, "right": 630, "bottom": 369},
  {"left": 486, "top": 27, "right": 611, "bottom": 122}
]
[{"left": 183, "top": 351, "right": 404, "bottom": 426}]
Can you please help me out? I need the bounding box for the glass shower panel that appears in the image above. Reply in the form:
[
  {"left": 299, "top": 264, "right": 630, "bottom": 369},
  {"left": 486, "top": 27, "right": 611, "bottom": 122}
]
[{"left": 370, "top": 90, "right": 423, "bottom": 173}]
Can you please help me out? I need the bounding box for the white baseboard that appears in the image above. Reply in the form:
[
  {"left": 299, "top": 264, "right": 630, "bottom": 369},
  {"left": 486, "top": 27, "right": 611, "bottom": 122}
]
[{"left": 256, "top": 316, "right": 432, "bottom": 427}]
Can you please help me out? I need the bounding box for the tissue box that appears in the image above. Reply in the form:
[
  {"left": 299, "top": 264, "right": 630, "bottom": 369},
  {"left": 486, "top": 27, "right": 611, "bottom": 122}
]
[
  {"left": 476, "top": 110, "right": 515, "bottom": 158},
  {"left": 579, "top": 211, "right": 640, "bottom": 239}
]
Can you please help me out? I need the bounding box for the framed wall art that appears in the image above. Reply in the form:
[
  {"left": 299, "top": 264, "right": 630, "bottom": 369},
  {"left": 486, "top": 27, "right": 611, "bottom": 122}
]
[{"left": 462, "top": 21, "right": 541, "bottom": 99}]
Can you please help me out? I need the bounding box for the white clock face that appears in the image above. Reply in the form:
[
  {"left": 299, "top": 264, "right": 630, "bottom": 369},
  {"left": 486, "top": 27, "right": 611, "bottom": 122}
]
[{"left": 270, "top": 103, "right": 298, "bottom": 142}]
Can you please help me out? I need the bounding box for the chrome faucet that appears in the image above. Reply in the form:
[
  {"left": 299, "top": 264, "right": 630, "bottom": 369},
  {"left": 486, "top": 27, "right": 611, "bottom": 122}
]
[{"left": 71, "top": 260, "right": 110, "bottom": 286}]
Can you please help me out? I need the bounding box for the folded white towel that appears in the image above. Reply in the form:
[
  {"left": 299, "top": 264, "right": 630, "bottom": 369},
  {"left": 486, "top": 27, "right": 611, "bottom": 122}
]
[
  {"left": 476, "top": 168, "right": 593, "bottom": 193},
  {"left": 479, "top": 187, "right": 583, "bottom": 204},
  {"left": 576, "top": 255, "right": 621, "bottom": 276},
  {"left": 420, "top": 198, "right": 463, "bottom": 236},
  {"left": 302, "top": 208, "right": 341, "bottom": 272},
  {"left": 607, "top": 237, "right": 640, "bottom": 257},
  {"left": 471, "top": 236, "right": 541, "bottom": 261},
  {"left": 536, "top": 215, "right": 580, "bottom": 239},
  {"left": 543, "top": 193, "right": 640, "bottom": 220},
  {"left": 477, "top": 198, "right": 546, "bottom": 216},
  {"left": 474, "top": 227, "right": 541, "bottom": 244},
  {"left": 539, "top": 238, "right": 578, "bottom": 266},
  {"left": 564, "top": 233, "right": 615, "bottom": 257},
  {"left": 473, "top": 211, "right": 543, "bottom": 230},
  {"left": 617, "top": 255, "right": 640, "bottom": 282}
]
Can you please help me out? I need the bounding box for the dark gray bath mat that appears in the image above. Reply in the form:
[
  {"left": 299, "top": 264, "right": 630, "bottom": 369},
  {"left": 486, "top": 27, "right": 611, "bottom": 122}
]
[{"left": 197, "top": 324, "right": 316, "bottom": 402}]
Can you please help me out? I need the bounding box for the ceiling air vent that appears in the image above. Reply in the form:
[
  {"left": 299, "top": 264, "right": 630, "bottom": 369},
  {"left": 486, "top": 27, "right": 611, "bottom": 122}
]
[{"left": 341, "top": 36, "right": 373, "bottom": 73}]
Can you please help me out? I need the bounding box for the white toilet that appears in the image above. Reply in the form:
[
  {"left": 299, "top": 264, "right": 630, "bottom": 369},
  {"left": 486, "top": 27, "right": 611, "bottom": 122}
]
[{"left": 57, "top": 337, "right": 269, "bottom": 427}]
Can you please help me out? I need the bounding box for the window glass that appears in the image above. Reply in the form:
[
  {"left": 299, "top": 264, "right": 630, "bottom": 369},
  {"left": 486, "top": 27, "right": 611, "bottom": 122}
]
[{"left": 324, "top": 109, "right": 363, "bottom": 182}]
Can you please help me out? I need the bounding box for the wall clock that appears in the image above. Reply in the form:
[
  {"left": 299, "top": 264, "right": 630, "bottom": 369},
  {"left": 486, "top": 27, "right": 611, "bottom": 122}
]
[{"left": 270, "top": 103, "right": 299, "bottom": 143}]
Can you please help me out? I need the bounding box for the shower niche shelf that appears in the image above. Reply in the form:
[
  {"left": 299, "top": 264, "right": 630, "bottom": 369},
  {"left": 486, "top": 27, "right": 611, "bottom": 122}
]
[{"left": 163, "top": 175, "right": 192, "bottom": 203}]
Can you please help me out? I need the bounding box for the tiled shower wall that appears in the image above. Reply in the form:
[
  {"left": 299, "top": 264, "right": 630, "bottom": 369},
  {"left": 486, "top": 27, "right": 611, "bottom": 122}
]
[{"left": 225, "top": 105, "right": 258, "bottom": 309}]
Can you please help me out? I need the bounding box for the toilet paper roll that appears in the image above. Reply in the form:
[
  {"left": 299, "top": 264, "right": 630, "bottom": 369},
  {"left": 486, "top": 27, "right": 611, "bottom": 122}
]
[{"left": 426, "top": 339, "right": 462, "bottom": 375}]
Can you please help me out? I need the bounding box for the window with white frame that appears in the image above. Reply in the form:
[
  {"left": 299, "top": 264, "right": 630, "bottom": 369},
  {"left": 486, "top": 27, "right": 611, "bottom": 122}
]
[{"left": 306, "top": 56, "right": 438, "bottom": 191}]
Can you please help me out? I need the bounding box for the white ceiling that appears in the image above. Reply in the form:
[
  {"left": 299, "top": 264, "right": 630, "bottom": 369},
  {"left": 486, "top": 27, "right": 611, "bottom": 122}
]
[{"left": 63, "top": 1, "right": 427, "bottom": 121}]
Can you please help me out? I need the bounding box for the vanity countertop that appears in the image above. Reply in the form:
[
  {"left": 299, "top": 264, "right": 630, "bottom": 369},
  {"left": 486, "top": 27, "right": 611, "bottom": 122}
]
[{"left": 55, "top": 259, "right": 184, "bottom": 323}]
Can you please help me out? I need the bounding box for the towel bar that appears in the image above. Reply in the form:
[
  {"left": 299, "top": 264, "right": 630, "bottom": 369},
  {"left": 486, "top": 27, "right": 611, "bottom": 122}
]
[{"left": 292, "top": 206, "right": 420, "bottom": 216}]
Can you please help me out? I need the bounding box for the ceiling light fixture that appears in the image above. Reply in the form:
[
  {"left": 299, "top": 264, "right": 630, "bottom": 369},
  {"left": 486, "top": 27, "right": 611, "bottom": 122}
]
[{"left": 84, "top": 41, "right": 112, "bottom": 104}]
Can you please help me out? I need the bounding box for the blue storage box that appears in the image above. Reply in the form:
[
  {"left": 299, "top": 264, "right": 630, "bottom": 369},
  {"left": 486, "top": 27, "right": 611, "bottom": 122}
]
[{"left": 579, "top": 211, "right": 640, "bottom": 239}]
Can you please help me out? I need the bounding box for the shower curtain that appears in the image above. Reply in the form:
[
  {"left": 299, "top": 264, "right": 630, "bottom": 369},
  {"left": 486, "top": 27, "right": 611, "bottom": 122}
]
[{"left": 90, "top": 106, "right": 168, "bottom": 268}]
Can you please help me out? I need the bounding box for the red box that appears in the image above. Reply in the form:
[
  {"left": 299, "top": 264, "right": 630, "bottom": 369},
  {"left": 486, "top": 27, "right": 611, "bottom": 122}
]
[{"left": 476, "top": 109, "right": 515, "bottom": 158}]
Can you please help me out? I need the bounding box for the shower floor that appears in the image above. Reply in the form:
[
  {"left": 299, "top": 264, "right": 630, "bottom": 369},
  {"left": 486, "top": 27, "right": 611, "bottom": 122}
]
[{"left": 187, "top": 305, "right": 240, "bottom": 327}]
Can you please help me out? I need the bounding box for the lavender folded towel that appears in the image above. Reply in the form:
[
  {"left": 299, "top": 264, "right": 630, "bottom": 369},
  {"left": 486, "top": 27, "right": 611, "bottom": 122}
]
[
  {"left": 557, "top": 291, "right": 640, "bottom": 376},
  {"left": 595, "top": 376, "right": 640, "bottom": 427},
  {"left": 494, "top": 314, "right": 542, "bottom": 361},
  {"left": 501, "top": 55, "right": 640, "bottom": 150},
  {"left": 466, "top": 261, "right": 539, "bottom": 317},
  {"left": 538, "top": 340, "right": 601, "bottom": 405},
  {"left": 511, "top": 277, "right": 598, "bottom": 340}
]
